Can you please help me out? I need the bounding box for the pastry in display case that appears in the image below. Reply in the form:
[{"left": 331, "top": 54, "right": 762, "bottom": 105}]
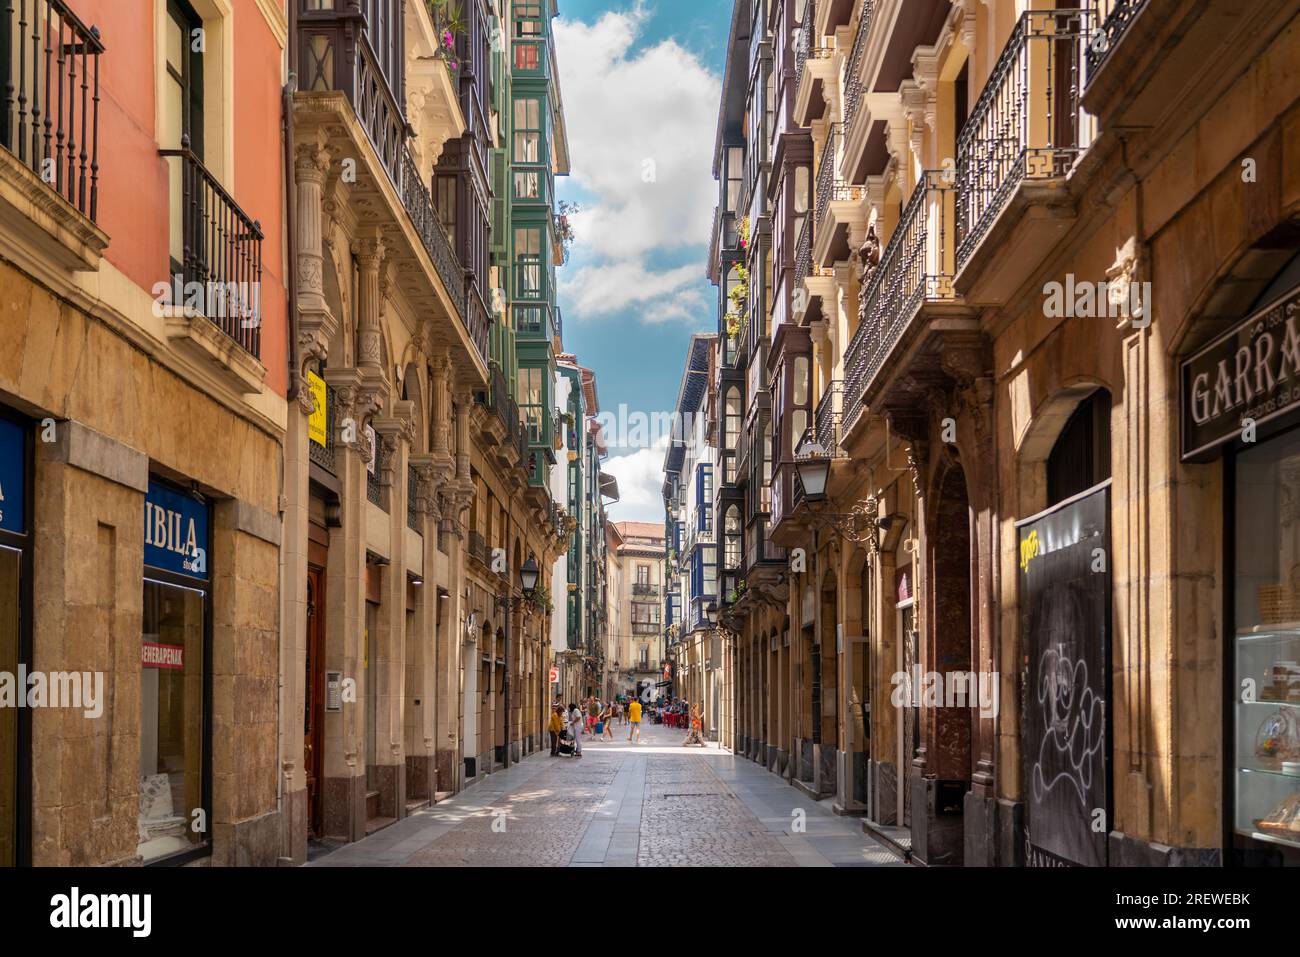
[{"left": 1235, "top": 624, "right": 1300, "bottom": 850}]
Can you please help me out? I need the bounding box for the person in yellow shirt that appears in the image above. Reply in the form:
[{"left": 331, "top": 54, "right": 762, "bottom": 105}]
[
  {"left": 627, "top": 698, "right": 643, "bottom": 743},
  {"left": 547, "top": 705, "right": 564, "bottom": 756}
]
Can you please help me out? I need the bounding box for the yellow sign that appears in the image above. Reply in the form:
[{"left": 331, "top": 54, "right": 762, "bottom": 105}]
[
  {"left": 307, "top": 371, "right": 327, "bottom": 447},
  {"left": 1019, "top": 529, "right": 1040, "bottom": 572}
]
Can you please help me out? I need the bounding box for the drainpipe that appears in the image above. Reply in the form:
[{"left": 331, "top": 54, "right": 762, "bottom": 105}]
[
  {"left": 285, "top": 0, "right": 301, "bottom": 404},
  {"left": 278, "top": 1, "right": 298, "bottom": 853}
]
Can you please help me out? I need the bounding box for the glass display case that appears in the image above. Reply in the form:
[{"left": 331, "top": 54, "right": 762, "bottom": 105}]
[
  {"left": 1235, "top": 625, "right": 1300, "bottom": 848},
  {"left": 1235, "top": 429, "right": 1300, "bottom": 861}
]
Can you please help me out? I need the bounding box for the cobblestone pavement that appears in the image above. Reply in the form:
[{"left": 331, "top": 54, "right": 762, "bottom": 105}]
[{"left": 311, "top": 720, "right": 906, "bottom": 867}]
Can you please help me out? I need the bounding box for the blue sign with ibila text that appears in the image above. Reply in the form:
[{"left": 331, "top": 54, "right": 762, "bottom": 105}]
[
  {"left": 0, "top": 417, "right": 25, "bottom": 534},
  {"left": 144, "top": 480, "right": 210, "bottom": 580}
]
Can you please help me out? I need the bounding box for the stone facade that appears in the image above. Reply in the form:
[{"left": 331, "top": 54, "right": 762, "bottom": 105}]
[{"left": 711, "top": 0, "right": 1300, "bottom": 866}]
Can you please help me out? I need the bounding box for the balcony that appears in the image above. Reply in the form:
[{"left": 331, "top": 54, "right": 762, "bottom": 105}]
[
  {"left": 794, "top": 0, "right": 836, "bottom": 127},
  {"left": 0, "top": 0, "right": 106, "bottom": 271},
  {"left": 841, "top": 2, "right": 874, "bottom": 146},
  {"left": 953, "top": 9, "right": 1091, "bottom": 307},
  {"left": 158, "top": 141, "right": 267, "bottom": 392},
  {"left": 793, "top": 214, "right": 813, "bottom": 314},
  {"left": 366, "top": 434, "right": 386, "bottom": 509},
  {"left": 812, "top": 124, "right": 864, "bottom": 269},
  {"left": 632, "top": 582, "right": 660, "bottom": 599},
  {"left": 295, "top": 3, "right": 486, "bottom": 371},
  {"left": 514, "top": 303, "right": 553, "bottom": 340},
  {"left": 468, "top": 530, "right": 489, "bottom": 568},
  {"left": 1080, "top": 0, "right": 1288, "bottom": 133},
  {"left": 843, "top": 170, "right": 960, "bottom": 435},
  {"left": 406, "top": 462, "right": 421, "bottom": 532},
  {"left": 812, "top": 380, "right": 845, "bottom": 457}
]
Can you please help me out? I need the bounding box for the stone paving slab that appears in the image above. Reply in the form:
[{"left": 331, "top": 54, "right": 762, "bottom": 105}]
[{"left": 308, "top": 722, "right": 907, "bottom": 867}]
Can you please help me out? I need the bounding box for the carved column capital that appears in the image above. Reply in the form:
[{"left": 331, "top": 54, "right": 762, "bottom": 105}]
[{"left": 294, "top": 130, "right": 331, "bottom": 187}]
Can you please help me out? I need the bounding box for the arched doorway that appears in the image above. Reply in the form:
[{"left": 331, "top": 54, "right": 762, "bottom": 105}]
[
  {"left": 1016, "top": 387, "right": 1113, "bottom": 867},
  {"left": 916, "top": 457, "right": 973, "bottom": 865},
  {"left": 818, "top": 568, "right": 840, "bottom": 797}
]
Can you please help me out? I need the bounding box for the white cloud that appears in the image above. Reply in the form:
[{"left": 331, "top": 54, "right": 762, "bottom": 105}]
[
  {"left": 555, "top": 5, "right": 719, "bottom": 323},
  {"left": 603, "top": 435, "right": 671, "bottom": 523}
]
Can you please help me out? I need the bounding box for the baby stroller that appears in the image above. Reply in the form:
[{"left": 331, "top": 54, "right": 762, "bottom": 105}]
[{"left": 557, "top": 728, "right": 575, "bottom": 756}]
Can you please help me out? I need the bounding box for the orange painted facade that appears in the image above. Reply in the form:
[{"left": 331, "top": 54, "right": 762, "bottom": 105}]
[{"left": 79, "top": 0, "right": 287, "bottom": 395}]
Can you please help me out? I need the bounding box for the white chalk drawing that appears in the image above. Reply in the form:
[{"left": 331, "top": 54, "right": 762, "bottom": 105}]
[{"left": 1031, "top": 645, "right": 1104, "bottom": 808}]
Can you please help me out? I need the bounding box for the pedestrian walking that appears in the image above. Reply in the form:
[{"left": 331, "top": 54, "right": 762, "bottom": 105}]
[
  {"left": 627, "top": 697, "right": 642, "bottom": 743},
  {"left": 566, "top": 702, "right": 584, "bottom": 757},
  {"left": 600, "top": 702, "right": 615, "bottom": 740},
  {"left": 587, "top": 696, "right": 599, "bottom": 735},
  {"left": 547, "top": 704, "right": 564, "bottom": 755},
  {"left": 683, "top": 702, "right": 705, "bottom": 747}
]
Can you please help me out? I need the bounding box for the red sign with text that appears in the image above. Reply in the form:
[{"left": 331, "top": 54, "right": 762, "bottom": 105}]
[{"left": 142, "top": 642, "right": 184, "bottom": 670}]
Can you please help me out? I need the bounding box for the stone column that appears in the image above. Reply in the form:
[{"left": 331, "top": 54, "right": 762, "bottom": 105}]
[
  {"left": 282, "top": 130, "right": 335, "bottom": 863},
  {"left": 321, "top": 369, "right": 381, "bottom": 841},
  {"left": 408, "top": 450, "right": 441, "bottom": 801},
  {"left": 371, "top": 410, "right": 410, "bottom": 820}
]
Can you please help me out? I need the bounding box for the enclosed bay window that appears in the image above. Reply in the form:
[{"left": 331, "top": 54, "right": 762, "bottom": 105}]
[
  {"left": 512, "top": 97, "right": 541, "bottom": 163},
  {"left": 514, "top": 226, "right": 544, "bottom": 299}
]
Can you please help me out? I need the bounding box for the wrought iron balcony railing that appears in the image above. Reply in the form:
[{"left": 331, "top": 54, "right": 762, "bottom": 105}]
[
  {"left": 842, "top": 2, "right": 874, "bottom": 147},
  {"left": 794, "top": 212, "right": 813, "bottom": 294},
  {"left": 843, "top": 170, "right": 956, "bottom": 430},
  {"left": 955, "top": 9, "right": 1090, "bottom": 269},
  {"left": 158, "top": 141, "right": 264, "bottom": 358},
  {"left": 815, "top": 124, "right": 850, "bottom": 233},
  {"left": 814, "top": 380, "right": 844, "bottom": 456},
  {"left": 399, "top": 146, "right": 470, "bottom": 345},
  {"left": 462, "top": 283, "right": 490, "bottom": 361},
  {"left": 1, "top": 0, "right": 103, "bottom": 221},
  {"left": 297, "top": 6, "right": 483, "bottom": 362},
  {"left": 366, "top": 434, "right": 385, "bottom": 509},
  {"left": 1085, "top": 0, "right": 1147, "bottom": 78},
  {"left": 794, "top": 0, "right": 832, "bottom": 89},
  {"left": 407, "top": 462, "right": 420, "bottom": 531},
  {"left": 632, "top": 582, "right": 660, "bottom": 598},
  {"left": 468, "top": 529, "right": 488, "bottom": 566}
]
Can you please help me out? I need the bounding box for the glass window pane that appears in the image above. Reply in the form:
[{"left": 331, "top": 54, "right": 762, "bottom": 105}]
[
  {"left": 139, "top": 579, "right": 205, "bottom": 864},
  {"left": 166, "top": 15, "right": 185, "bottom": 74}
]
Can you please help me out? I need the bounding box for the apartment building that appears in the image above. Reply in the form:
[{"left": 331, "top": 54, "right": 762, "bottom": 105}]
[
  {"left": 0, "top": 0, "right": 288, "bottom": 865},
  {"left": 606, "top": 521, "right": 667, "bottom": 701},
  {"left": 699, "top": 0, "right": 1300, "bottom": 868}
]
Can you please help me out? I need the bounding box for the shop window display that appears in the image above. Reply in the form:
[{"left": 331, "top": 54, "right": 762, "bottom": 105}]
[
  {"left": 139, "top": 579, "right": 205, "bottom": 862},
  {"left": 1235, "top": 426, "right": 1300, "bottom": 853}
]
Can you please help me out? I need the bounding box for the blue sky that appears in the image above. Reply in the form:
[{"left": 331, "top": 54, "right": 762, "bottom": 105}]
[{"left": 552, "top": 1, "right": 731, "bottom": 522}]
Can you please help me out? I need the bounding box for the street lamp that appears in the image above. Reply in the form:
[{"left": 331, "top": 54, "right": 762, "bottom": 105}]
[
  {"left": 705, "top": 600, "right": 718, "bottom": 625},
  {"left": 794, "top": 434, "right": 890, "bottom": 550},
  {"left": 520, "top": 556, "right": 539, "bottom": 597},
  {"left": 794, "top": 436, "right": 831, "bottom": 501},
  {"left": 499, "top": 553, "right": 541, "bottom": 771}
]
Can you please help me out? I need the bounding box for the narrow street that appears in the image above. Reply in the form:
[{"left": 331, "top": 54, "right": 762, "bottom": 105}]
[{"left": 311, "top": 721, "right": 904, "bottom": 868}]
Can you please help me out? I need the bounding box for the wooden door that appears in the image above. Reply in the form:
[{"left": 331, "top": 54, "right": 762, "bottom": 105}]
[{"left": 305, "top": 566, "right": 325, "bottom": 836}]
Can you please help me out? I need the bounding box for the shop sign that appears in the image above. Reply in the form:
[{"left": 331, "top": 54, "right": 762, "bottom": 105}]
[
  {"left": 1016, "top": 483, "right": 1111, "bottom": 867},
  {"left": 141, "top": 642, "right": 184, "bottom": 670},
  {"left": 1182, "top": 286, "right": 1300, "bottom": 459},
  {"left": 307, "top": 371, "right": 328, "bottom": 448},
  {"left": 896, "top": 566, "right": 911, "bottom": 604},
  {"left": 0, "top": 416, "right": 24, "bottom": 534},
  {"left": 144, "top": 481, "right": 210, "bottom": 579}
]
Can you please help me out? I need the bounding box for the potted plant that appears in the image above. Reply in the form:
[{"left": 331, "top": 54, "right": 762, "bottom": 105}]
[{"left": 425, "top": 0, "right": 465, "bottom": 76}]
